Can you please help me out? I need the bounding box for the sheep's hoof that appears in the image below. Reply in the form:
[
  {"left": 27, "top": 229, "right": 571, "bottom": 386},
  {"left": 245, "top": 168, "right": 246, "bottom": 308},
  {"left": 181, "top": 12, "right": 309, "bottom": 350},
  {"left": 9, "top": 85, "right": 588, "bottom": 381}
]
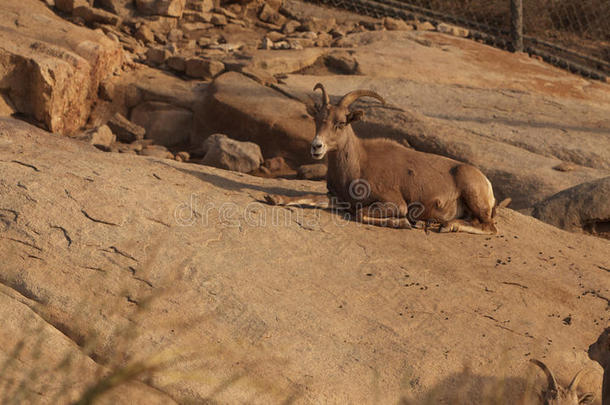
[
  {"left": 264, "top": 194, "right": 285, "bottom": 205},
  {"left": 439, "top": 223, "right": 458, "bottom": 233},
  {"left": 385, "top": 218, "right": 412, "bottom": 229},
  {"left": 396, "top": 218, "right": 413, "bottom": 229},
  {"left": 414, "top": 220, "right": 441, "bottom": 234}
]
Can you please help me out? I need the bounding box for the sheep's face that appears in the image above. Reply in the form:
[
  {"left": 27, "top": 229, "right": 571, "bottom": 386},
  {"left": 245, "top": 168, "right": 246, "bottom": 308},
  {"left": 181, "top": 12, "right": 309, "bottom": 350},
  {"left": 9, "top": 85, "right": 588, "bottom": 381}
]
[
  {"left": 588, "top": 327, "right": 610, "bottom": 368},
  {"left": 310, "top": 105, "right": 363, "bottom": 160},
  {"left": 530, "top": 360, "right": 595, "bottom": 405},
  {"left": 540, "top": 387, "right": 594, "bottom": 405}
]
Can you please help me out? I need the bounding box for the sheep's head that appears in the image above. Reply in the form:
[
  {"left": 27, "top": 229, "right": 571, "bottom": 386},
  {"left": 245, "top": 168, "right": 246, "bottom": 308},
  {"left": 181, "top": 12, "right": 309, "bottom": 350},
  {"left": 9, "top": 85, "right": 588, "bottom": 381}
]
[
  {"left": 308, "top": 83, "right": 385, "bottom": 160},
  {"left": 588, "top": 327, "right": 610, "bottom": 368},
  {"left": 530, "top": 359, "right": 595, "bottom": 405}
]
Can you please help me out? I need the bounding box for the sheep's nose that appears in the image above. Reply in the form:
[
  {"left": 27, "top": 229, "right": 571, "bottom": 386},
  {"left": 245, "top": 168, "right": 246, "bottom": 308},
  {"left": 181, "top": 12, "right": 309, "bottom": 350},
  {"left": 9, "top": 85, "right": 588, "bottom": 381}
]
[{"left": 312, "top": 140, "right": 323, "bottom": 150}]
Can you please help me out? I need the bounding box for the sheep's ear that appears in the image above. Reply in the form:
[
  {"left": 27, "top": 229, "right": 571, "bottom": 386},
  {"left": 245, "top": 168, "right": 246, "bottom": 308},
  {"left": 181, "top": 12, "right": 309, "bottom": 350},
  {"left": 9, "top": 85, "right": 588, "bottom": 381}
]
[
  {"left": 347, "top": 110, "right": 364, "bottom": 123},
  {"left": 578, "top": 392, "right": 595, "bottom": 404}
]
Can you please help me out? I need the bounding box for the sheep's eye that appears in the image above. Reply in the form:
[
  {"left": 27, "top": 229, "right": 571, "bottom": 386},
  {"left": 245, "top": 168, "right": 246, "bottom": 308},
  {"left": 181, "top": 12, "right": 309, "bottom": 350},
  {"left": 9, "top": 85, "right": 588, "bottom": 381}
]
[{"left": 335, "top": 122, "right": 347, "bottom": 129}]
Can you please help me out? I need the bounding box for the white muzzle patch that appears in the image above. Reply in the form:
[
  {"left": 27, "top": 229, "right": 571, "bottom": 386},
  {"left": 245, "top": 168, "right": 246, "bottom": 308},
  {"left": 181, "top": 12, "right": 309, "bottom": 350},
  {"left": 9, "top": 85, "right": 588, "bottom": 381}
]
[{"left": 311, "top": 138, "right": 327, "bottom": 160}]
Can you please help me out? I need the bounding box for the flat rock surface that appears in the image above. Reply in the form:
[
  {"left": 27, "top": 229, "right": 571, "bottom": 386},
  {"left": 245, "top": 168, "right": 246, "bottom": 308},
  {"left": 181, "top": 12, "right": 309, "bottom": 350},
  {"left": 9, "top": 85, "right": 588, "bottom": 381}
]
[{"left": 0, "top": 117, "right": 607, "bottom": 403}]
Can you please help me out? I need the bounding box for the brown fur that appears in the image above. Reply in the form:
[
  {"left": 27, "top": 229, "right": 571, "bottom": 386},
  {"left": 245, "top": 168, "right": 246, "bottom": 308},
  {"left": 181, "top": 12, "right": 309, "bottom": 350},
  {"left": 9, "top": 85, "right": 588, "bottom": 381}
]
[{"left": 266, "top": 85, "right": 505, "bottom": 234}]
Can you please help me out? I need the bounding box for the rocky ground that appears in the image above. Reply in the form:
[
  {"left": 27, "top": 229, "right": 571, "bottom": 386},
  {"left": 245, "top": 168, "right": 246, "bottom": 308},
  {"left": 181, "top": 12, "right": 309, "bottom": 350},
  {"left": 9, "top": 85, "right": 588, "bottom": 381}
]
[{"left": 0, "top": 0, "right": 609, "bottom": 403}]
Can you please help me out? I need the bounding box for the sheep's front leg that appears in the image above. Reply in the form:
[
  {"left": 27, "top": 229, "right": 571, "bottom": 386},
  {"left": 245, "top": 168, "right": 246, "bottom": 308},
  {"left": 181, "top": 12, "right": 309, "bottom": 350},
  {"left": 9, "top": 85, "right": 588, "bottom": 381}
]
[
  {"left": 354, "top": 203, "right": 412, "bottom": 229},
  {"left": 264, "top": 193, "right": 346, "bottom": 209}
]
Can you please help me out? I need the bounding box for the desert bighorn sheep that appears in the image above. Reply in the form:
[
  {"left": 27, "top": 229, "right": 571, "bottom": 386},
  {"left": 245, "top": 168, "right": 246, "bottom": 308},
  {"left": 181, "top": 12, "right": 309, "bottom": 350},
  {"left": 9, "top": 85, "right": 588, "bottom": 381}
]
[
  {"left": 530, "top": 359, "right": 595, "bottom": 405},
  {"left": 589, "top": 327, "right": 610, "bottom": 405},
  {"left": 265, "top": 83, "right": 508, "bottom": 234}
]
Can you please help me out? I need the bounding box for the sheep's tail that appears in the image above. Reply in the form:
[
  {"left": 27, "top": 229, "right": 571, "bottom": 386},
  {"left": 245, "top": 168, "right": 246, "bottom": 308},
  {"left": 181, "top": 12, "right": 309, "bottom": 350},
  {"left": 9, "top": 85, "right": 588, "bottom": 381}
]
[{"left": 492, "top": 198, "right": 512, "bottom": 218}]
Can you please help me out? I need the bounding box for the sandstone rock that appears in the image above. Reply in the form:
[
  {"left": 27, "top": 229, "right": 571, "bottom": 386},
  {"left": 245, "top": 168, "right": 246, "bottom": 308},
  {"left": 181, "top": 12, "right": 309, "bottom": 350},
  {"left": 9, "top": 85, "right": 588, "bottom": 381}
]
[
  {"left": 73, "top": 5, "right": 121, "bottom": 25},
  {"left": 130, "top": 101, "right": 192, "bottom": 146},
  {"left": 181, "top": 22, "right": 214, "bottom": 39},
  {"left": 286, "top": 37, "right": 312, "bottom": 49},
  {"left": 197, "top": 36, "right": 216, "bottom": 47},
  {"left": 264, "top": 0, "right": 282, "bottom": 11},
  {"left": 416, "top": 21, "right": 435, "bottom": 31},
  {"left": 287, "top": 39, "right": 304, "bottom": 50},
  {"left": 297, "top": 163, "right": 327, "bottom": 180},
  {"left": 210, "top": 13, "right": 228, "bottom": 26},
  {"left": 255, "top": 20, "right": 282, "bottom": 31},
  {"left": 213, "top": 6, "right": 237, "bottom": 19},
  {"left": 315, "top": 32, "right": 332, "bottom": 47},
  {"left": 235, "top": 66, "right": 277, "bottom": 85},
  {"left": 168, "top": 27, "right": 184, "bottom": 41},
  {"left": 185, "top": 58, "right": 225, "bottom": 79},
  {"left": 175, "top": 151, "right": 190, "bottom": 161},
  {"left": 0, "top": 94, "right": 16, "bottom": 116},
  {"left": 147, "top": 47, "right": 170, "bottom": 64},
  {"left": 383, "top": 17, "right": 412, "bottom": 31},
  {"left": 95, "top": 0, "right": 134, "bottom": 16},
  {"left": 135, "top": 24, "right": 155, "bottom": 43},
  {"left": 55, "top": 0, "right": 90, "bottom": 13},
  {"left": 263, "top": 156, "right": 289, "bottom": 172},
  {"left": 108, "top": 66, "right": 201, "bottom": 113},
  {"left": 272, "top": 40, "right": 290, "bottom": 50},
  {"left": 258, "top": 3, "right": 285, "bottom": 26},
  {"left": 135, "top": 0, "right": 186, "bottom": 17},
  {"left": 282, "top": 19, "right": 300, "bottom": 35},
  {"left": 201, "top": 133, "right": 263, "bottom": 173},
  {"left": 266, "top": 31, "right": 285, "bottom": 42},
  {"left": 0, "top": 0, "right": 122, "bottom": 134},
  {"left": 79, "top": 125, "right": 116, "bottom": 149},
  {"left": 532, "top": 176, "right": 610, "bottom": 237},
  {"left": 166, "top": 55, "right": 187, "bottom": 71},
  {"left": 329, "top": 27, "right": 346, "bottom": 38},
  {"left": 194, "top": 72, "right": 315, "bottom": 165},
  {"left": 436, "top": 22, "right": 469, "bottom": 37},
  {"left": 139, "top": 145, "right": 174, "bottom": 158},
  {"left": 107, "top": 112, "right": 145, "bottom": 143},
  {"left": 182, "top": 10, "right": 213, "bottom": 22},
  {"left": 325, "top": 52, "right": 359, "bottom": 74},
  {"left": 186, "top": 0, "right": 213, "bottom": 12},
  {"left": 301, "top": 16, "right": 336, "bottom": 33}
]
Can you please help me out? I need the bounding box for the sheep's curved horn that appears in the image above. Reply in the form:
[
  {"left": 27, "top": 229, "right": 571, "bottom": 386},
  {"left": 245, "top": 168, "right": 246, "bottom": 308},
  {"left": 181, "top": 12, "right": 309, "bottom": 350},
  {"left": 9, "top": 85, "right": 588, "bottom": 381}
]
[
  {"left": 338, "top": 90, "right": 386, "bottom": 108},
  {"left": 313, "top": 83, "right": 329, "bottom": 108},
  {"left": 567, "top": 368, "right": 588, "bottom": 392},
  {"left": 530, "top": 359, "right": 559, "bottom": 393}
]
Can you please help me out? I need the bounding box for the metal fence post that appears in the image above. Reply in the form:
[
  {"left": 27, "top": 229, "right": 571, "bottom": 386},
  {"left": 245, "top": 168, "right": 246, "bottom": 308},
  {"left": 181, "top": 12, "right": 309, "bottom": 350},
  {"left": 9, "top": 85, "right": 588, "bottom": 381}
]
[{"left": 511, "top": 0, "right": 524, "bottom": 52}]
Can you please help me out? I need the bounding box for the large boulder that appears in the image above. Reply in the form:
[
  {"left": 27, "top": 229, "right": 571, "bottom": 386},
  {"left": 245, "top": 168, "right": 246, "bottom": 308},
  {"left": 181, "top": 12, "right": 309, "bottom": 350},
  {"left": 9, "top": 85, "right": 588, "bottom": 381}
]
[
  {"left": 0, "top": 116, "right": 607, "bottom": 404},
  {"left": 107, "top": 112, "right": 146, "bottom": 143},
  {"left": 131, "top": 101, "right": 193, "bottom": 146},
  {"left": 96, "top": 0, "right": 135, "bottom": 16},
  {"left": 532, "top": 176, "right": 610, "bottom": 238},
  {"left": 201, "top": 133, "right": 263, "bottom": 173},
  {"left": 135, "top": 0, "right": 186, "bottom": 17},
  {"left": 193, "top": 72, "right": 316, "bottom": 167},
  {"left": 0, "top": 0, "right": 122, "bottom": 135}
]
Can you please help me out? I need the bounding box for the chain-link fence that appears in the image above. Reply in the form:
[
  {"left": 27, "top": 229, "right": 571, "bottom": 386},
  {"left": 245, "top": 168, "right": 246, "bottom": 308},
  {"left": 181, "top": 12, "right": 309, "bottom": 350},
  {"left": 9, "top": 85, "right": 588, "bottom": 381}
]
[{"left": 309, "top": 0, "right": 610, "bottom": 81}]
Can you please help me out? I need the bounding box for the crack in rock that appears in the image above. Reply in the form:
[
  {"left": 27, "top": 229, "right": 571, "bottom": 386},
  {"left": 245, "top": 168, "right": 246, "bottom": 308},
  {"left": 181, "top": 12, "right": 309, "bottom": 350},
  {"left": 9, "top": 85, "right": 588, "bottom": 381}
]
[
  {"left": 1, "top": 236, "right": 42, "bottom": 252},
  {"left": 11, "top": 160, "right": 40, "bottom": 172},
  {"left": 50, "top": 225, "right": 72, "bottom": 247},
  {"left": 81, "top": 209, "right": 118, "bottom": 226}
]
